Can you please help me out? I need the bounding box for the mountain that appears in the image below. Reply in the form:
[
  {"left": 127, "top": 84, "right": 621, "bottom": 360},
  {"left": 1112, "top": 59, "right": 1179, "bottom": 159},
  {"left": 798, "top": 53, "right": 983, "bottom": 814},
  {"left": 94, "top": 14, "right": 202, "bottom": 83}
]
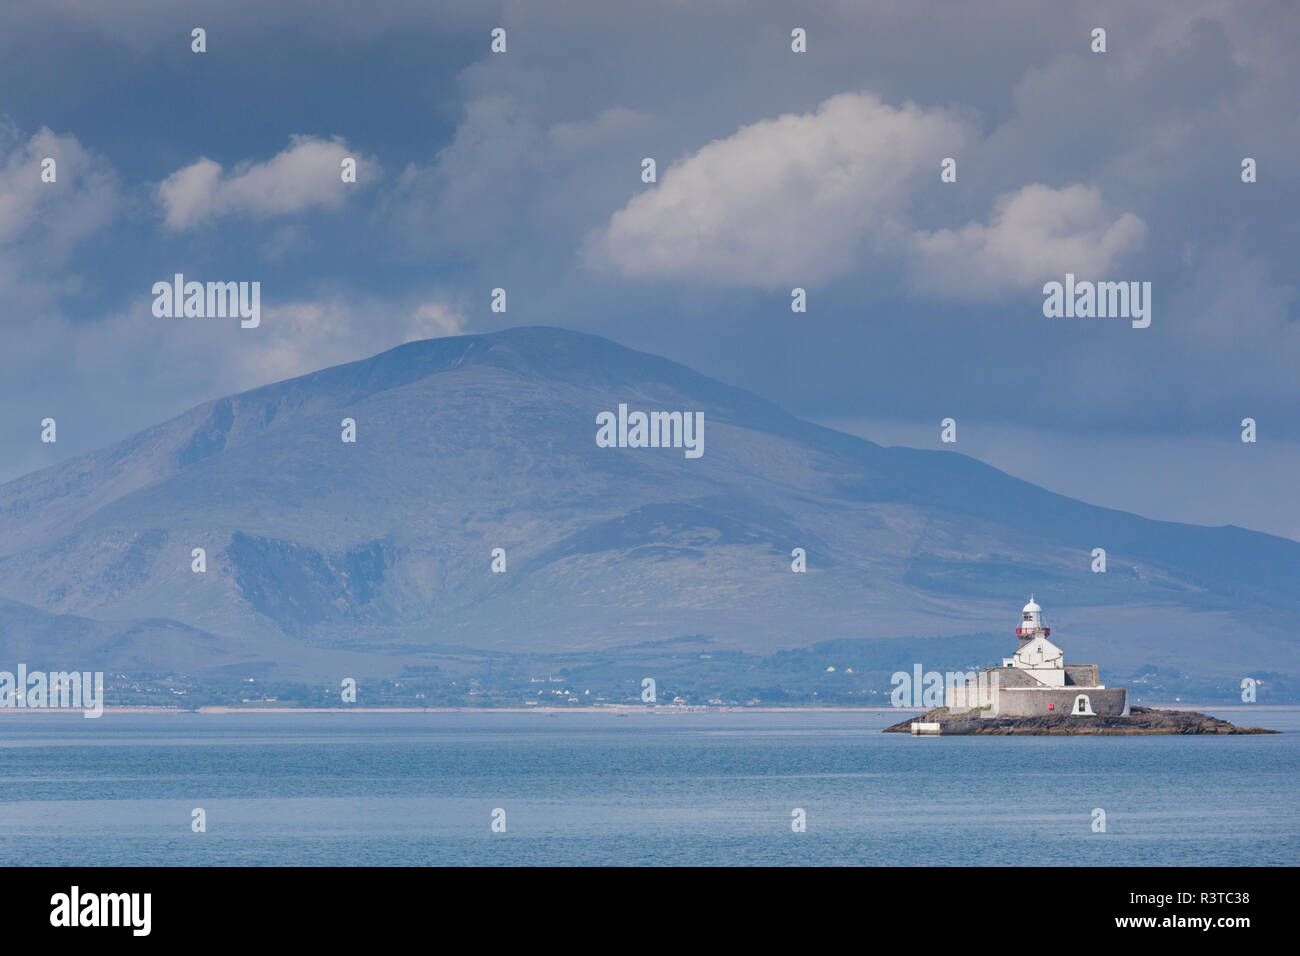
[{"left": 1, "top": 326, "right": 1296, "bottom": 691}]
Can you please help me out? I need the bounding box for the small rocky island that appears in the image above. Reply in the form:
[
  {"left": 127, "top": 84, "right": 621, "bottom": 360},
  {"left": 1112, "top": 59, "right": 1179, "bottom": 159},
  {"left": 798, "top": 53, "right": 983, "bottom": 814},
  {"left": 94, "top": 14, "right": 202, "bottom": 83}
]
[
  {"left": 885, "top": 597, "right": 1278, "bottom": 735},
  {"left": 884, "top": 705, "right": 1279, "bottom": 735}
]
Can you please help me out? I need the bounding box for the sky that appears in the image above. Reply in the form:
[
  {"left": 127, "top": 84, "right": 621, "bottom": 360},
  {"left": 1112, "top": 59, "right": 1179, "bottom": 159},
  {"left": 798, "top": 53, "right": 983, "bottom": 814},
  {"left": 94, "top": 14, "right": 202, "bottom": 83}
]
[{"left": 2, "top": 0, "right": 1298, "bottom": 538}]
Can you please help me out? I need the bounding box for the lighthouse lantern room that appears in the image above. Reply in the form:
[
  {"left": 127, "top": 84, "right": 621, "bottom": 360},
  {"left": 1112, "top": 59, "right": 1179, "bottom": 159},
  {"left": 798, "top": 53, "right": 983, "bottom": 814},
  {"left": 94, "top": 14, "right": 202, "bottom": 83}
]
[{"left": 1015, "top": 595, "right": 1050, "bottom": 639}]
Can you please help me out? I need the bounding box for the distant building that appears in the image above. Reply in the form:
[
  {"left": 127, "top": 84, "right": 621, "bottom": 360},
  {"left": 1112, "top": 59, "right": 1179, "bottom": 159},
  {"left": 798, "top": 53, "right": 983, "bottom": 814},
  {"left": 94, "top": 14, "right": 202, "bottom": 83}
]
[{"left": 946, "top": 597, "right": 1128, "bottom": 717}]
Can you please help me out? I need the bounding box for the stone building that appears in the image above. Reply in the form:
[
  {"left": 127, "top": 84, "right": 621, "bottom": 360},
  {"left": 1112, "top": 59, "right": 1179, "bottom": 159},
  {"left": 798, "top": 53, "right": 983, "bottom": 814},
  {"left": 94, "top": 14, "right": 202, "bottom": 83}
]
[{"left": 945, "top": 597, "right": 1128, "bottom": 717}]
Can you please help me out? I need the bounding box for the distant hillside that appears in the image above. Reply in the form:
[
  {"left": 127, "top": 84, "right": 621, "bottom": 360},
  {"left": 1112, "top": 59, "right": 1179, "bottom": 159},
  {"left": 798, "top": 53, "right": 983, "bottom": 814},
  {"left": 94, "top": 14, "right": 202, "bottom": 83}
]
[{"left": 1, "top": 326, "right": 1294, "bottom": 695}]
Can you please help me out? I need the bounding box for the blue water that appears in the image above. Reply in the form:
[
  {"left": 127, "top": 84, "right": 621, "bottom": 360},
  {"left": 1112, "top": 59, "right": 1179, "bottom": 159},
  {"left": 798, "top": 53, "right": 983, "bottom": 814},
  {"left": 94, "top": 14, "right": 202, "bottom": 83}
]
[{"left": 1, "top": 709, "right": 1295, "bottom": 866}]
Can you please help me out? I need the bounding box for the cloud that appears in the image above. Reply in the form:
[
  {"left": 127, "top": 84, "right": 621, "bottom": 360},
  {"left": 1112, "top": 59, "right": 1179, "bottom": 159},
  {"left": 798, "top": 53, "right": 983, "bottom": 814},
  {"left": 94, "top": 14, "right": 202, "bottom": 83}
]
[
  {"left": 0, "top": 123, "right": 121, "bottom": 320},
  {"left": 585, "top": 91, "right": 1151, "bottom": 296},
  {"left": 386, "top": 97, "right": 653, "bottom": 263},
  {"left": 0, "top": 123, "right": 119, "bottom": 254},
  {"left": 227, "top": 296, "right": 465, "bottom": 386},
  {"left": 910, "top": 184, "right": 1148, "bottom": 296},
  {"left": 157, "top": 135, "right": 371, "bottom": 230},
  {"left": 0, "top": 122, "right": 122, "bottom": 481},
  {"left": 409, "top": 301, "right": 465, "bottom": 338},
  {"left": 586, "top": 92, "right": 970, "bottom": 286}
]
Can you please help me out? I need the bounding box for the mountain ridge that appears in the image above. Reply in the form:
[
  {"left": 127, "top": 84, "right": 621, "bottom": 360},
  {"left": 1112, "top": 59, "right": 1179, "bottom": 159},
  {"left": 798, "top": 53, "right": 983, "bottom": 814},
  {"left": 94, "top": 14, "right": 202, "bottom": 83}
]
[{"left": 0, "top": 326, "right": 1295, "bottom": 688}]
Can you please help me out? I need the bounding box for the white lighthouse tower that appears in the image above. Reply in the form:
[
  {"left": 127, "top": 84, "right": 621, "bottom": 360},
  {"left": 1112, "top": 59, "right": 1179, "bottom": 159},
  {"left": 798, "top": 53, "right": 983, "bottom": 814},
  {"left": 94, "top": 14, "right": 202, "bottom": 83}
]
[{"left": 1003, "top": 595, "right": 1065, "bottom": 679}]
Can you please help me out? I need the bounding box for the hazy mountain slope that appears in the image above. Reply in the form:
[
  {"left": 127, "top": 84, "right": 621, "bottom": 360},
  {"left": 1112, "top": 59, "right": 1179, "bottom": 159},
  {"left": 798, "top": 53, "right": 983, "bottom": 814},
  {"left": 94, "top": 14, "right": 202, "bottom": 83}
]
[{"left": 0, "top": 326, "right": 1294, "bottom": 682}]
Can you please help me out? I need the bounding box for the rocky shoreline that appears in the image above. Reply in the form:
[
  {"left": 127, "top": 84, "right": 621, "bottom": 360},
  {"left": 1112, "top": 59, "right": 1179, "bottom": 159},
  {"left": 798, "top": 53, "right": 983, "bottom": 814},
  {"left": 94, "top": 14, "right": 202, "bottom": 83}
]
[{"left": 883, "top": 706, "right": 1279, "bottom": 735}]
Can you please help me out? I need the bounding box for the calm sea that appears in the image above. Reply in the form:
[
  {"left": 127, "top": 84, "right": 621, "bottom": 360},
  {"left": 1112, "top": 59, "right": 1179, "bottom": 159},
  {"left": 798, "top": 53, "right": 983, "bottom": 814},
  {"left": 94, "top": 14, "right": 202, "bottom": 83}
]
[{"left": 1, "top": 708, "right": 1295, "bottom": 866}]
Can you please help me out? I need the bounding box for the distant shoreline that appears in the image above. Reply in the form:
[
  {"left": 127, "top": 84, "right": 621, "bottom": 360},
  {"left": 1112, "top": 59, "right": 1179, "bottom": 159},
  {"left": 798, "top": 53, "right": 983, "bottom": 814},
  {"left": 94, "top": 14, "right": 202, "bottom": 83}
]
[
  {"left": 1, "top": 703, "right": 1293, "bottom": 716},
  {"left": 6, "top": 705, "right": 912, "bottom": 716}
]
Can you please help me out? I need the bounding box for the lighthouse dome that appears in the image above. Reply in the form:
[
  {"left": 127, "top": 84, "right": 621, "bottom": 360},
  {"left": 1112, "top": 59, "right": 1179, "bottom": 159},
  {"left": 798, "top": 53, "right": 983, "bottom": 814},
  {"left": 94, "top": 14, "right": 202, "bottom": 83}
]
[{"left": 1016, "top": 596, "right": 1046, "bottom": 637}]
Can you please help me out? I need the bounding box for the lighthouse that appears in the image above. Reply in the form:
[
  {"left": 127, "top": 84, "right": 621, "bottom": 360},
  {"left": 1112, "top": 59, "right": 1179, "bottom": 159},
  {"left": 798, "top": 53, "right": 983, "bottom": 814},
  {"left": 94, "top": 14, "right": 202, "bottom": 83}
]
[{"left": 944, "top": 595, "right": 1128, "bottom": 717}]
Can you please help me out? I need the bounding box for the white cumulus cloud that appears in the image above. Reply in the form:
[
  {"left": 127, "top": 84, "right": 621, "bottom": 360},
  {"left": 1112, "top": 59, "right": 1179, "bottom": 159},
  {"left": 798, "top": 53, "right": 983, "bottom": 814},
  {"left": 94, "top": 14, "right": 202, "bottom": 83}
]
[
  {"left": 587, "top": 91, "right": 1148, "bottom": 299},
  {"left": 910, "top": 183, "right": 1147, "bottom": 296},
  {"left": 157, "top": 134, "right": 370, "bottom": 230},
  {"left": 586, "top": 92, "right": 971, "bottom": 286}
]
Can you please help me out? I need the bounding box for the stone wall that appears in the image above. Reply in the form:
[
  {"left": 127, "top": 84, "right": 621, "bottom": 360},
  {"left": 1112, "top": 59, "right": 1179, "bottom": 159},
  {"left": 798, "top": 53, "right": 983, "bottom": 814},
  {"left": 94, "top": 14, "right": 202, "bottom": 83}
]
[
  {"left": 996, "top": 686, "right": 1127, "bottom": 717},
  {"left": 1064, "top": 664, "right": 1099, "bottom": 686}
]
